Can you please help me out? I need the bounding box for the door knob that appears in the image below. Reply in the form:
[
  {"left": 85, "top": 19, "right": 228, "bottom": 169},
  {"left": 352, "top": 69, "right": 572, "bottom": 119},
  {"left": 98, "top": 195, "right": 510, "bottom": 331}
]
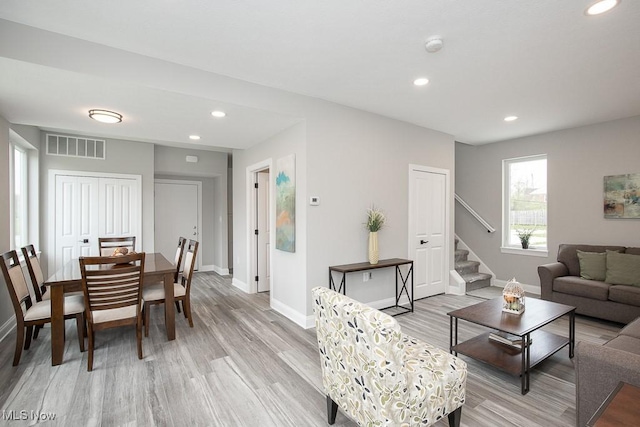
[
  {"left": 78, "top": 239, "right": 89, "bottom": 243},
  {"left": 420, "top": 239, "right": 429, "bottom": 245}
]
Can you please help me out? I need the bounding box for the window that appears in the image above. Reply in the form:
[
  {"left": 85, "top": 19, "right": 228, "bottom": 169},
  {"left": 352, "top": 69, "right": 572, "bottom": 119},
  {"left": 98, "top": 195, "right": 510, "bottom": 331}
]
[
  {"left": 10, "top": 143, "right": 29, "bottom": 249},
  {"left": 502, "top": 155, "right": 547, "bottom": 253}
]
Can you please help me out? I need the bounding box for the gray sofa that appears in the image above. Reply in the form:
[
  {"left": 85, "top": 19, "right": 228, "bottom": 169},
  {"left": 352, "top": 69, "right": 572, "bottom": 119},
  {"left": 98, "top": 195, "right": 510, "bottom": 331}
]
[
  {"left": 575, "top": 319, "right": 640, "bottom": 426},
  {"left": 538, "top": 244, "right": 640, "bottom": 324}
]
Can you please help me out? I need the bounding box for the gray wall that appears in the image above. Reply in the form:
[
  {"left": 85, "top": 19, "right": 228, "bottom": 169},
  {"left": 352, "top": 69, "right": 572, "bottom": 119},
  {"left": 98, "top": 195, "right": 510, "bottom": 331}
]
[
  {"left": 154, "top": 145, "right": 229, "bottom": 272},
  {"left": 0, "top": 115, "right": 12, "bottom": 331},
  {"left": 234, "top": 100, "right": 455, "bottom": 325},
  {"left": 455, "top": 115, "right": 640, "bottom": 288},
  {"left": 39, "top": 132, "right": 155, "bottom": 277}
]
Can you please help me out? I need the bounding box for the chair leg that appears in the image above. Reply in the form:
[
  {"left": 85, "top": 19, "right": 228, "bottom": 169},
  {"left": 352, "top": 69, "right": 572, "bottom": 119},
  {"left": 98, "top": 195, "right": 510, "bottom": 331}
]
[
  {"left": 326, "top": 395, "right": 338, "bottom": 425},
  {"left": 13, "top": 326, "right": 25, "bottom": 366},
  {"left": 184, "top": 298, "right": 193, "bottom": 327},
  {"left": 87, "top": 324, "right": 94, "bottom": 372},
  {"left": 136, "top": 318, "right": 143, "bottom": 360},
  {"left": 33, "top": 325, "right": 43, "bottom": 340},
  {"left": 175, "top": 301, "right": 181, "bottom": 314},
  {"left": 24, "top": 325, "right": 33, "bottom": 350},
  {"left": 75, "top": 314, "right": 85, "bottom": 352},
  {"left": 144, "top": 302, "right": 150, "bottom": 337},
  {"left": 448, "top": 406, "right": 462, "bottom": 427}
]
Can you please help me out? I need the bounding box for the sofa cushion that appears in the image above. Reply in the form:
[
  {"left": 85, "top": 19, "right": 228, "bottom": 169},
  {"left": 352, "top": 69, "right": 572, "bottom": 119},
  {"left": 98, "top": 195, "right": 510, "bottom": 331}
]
[
  {"left": 609, "top": 285, "right": 640, "bottom": 308},
  {"left": 553, "top": 276, "right": 610, "bottom": 300},
  {"left": 604, "top": 335, "right": 640, "bottom": 354},
  {"left": 577, "top": 250, "right": 607, "bottom": 281},
  {"left": 605, "top": 251, "right": 640, "bottom": 286},
  {"left": 619, "top": 318, "right": 640, "bottom": 338},
  {"left": 557, "top": 244, "right": 625, "bottom": 277}
]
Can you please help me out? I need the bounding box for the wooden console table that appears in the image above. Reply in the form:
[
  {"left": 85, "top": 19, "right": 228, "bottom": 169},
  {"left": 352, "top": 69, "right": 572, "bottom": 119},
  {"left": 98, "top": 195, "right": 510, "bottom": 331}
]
[{"left": 328, "top": 258, "right": 414, "bottom": 316}]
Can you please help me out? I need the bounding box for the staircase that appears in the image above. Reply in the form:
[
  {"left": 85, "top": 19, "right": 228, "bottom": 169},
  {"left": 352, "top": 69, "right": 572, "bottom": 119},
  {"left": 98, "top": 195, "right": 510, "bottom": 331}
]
[{"left": 454, "top": 239, "right": 492, "bottom": 292}]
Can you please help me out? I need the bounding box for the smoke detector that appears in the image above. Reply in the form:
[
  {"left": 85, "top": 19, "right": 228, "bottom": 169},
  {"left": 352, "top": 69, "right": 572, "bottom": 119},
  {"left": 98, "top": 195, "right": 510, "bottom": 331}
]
[{"left": 425, "top": 37, "right": 443, "bottom": 53}]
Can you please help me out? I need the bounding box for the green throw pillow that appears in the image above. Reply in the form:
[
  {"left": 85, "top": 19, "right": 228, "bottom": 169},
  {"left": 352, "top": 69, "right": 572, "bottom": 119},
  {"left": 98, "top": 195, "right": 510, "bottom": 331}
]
[
  {"left": 605, "top": 251, "right": 640, "bottom": 286},
  {"left": 577, "top": 250, "right": 607, "bottom": 281}
]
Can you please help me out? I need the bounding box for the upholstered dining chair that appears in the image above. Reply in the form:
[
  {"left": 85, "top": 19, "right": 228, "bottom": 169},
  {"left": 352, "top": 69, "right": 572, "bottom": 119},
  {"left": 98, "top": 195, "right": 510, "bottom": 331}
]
[
  {"left": 1, "top": 250, "right": 85, "bottom": 366},
  {"left": 98, "top": 236, "right": 136, "bottom": 256},
  {"left": 143, "top": 239, "right": 199, "bottom": 336},
  {"left": 21, "top": 244, "right": 48, "bottom": 302},
  {"left": 312, "top": 286, "right": 467, "bottom": 427},
  {"left": 173, "top": 236, "right": 187, "bottom": 283},
  {"left": 79, "top": 252, "right": 145, "bottom": 371}
]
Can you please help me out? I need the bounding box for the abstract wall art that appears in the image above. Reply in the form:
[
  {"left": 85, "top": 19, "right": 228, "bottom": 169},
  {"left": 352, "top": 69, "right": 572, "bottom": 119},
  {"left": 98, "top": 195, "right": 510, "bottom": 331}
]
[
  {"left": 276, "top": 154, "right": 296, "bottom": 252},
  {"left": 604, "top": 173, "right": 640, "bottom": 219}
]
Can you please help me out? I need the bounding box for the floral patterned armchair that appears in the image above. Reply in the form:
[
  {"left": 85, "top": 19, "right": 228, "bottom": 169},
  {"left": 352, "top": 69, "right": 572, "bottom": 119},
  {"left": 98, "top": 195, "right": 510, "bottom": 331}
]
[{"left": 312, "top": 286, "right": 467, "bottom": 427}]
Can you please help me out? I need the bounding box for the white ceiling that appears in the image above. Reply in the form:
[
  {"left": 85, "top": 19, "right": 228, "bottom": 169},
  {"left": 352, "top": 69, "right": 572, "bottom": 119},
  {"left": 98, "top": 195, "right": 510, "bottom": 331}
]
[{"left": 0, "top": 0, "right": 639, "bottom": 149}]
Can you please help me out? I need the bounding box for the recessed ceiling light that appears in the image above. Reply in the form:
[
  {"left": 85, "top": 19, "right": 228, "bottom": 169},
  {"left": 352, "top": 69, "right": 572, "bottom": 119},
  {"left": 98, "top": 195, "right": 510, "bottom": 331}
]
[
  {"left": 413, "top": 78, "right": 430, "bottom": 86},
  {"left": 189, "top": 135, "right": 201, "bottom": 140},
  {"left": 88, "top": 109, "right": 122, "bottom": 124},
  {"left": 504, "top": 116, "right": 518, "bottom": 122},
  {"left": 211, "top": 110, "right": 226, "bottom": 118},
  {"left": 585, "top": 0, "right": 620, "bottom": 15}
]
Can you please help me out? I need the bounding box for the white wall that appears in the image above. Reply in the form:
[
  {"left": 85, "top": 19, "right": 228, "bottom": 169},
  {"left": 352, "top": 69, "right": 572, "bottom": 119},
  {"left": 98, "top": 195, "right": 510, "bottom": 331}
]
[{"left": 456, "top": 115, "right": 640, "bottom": 289}]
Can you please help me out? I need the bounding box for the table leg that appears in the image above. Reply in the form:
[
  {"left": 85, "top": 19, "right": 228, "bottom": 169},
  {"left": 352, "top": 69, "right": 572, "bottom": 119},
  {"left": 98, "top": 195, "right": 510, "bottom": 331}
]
[
  {"left": 521, "top": 333, "right": 530, "bottom": 394},
  {"left": 50, "top": 286, "right": 65, "bottom": 366},
  {"left": 164, "top": 272, "right": 176, "bottom": 340},
  {"left": 569, "top": 310, "right": 575, "bottom": 358}
]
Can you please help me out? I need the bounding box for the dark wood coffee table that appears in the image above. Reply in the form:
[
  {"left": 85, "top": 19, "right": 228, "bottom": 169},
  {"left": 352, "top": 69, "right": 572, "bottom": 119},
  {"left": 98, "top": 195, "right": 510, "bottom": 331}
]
[{"left": 447, "top": 297, "right": 575, "bottom": 394}]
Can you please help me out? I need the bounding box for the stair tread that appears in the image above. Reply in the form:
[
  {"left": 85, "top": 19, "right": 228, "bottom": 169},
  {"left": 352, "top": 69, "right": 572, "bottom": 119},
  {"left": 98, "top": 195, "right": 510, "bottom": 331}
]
[
  {"left": 455, "top": 260, "right": 480, "bottom": 268},
  {"left": 460, "top": 272, "right": 492, "bottom": 282}
]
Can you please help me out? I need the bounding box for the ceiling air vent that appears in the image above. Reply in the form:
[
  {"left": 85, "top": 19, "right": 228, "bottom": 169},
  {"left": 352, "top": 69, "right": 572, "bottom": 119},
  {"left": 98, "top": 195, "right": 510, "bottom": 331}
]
[{"left": 46, "top": 134, "right": 106, "bottom": 159}]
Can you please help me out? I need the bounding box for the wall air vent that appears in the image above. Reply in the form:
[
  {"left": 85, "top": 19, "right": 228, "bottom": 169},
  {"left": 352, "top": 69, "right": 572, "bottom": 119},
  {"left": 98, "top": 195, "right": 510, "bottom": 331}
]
[{"left": 46, "top": 134, "right": 106, "bottom": 159}]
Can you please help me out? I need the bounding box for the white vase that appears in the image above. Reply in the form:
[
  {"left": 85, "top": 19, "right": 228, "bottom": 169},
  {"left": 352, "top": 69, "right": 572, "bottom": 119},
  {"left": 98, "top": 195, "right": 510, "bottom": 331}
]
[{"left": 368, "top": 231, "right": 379, "bottom": 265}]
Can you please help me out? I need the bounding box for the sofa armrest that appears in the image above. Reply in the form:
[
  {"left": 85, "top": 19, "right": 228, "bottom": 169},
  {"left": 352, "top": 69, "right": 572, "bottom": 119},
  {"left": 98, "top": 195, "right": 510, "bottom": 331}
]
[
  {"left": 537, "top": 262, "right": 568, "bottom": 300},
  {"left": 575, "top": 341, "right": 640, "bottom": 427}
]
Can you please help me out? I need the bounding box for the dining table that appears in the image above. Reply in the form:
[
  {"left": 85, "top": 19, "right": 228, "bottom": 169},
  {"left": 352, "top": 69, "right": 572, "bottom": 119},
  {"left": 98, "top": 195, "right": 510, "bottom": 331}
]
[{"left": 44, "top": 252, "right": 176, "bottom": 366}]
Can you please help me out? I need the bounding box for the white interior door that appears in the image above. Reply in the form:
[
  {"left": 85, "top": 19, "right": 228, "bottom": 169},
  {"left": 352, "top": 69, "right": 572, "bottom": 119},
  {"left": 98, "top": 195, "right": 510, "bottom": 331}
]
[
  {"left": 257, "top": 170, "right": 270, "bottom": 292},
  {"left": 154, "top": 180, "right": 200, "bottom": 269},
  {"left": 51, "top": 171, "right": 141, "bottom": 274},
  {"left": 409, "top": 166, "right": 449, "bottom": 299},
  {"left": 54, "top": 175, "right": 99, "bottom": 270}
]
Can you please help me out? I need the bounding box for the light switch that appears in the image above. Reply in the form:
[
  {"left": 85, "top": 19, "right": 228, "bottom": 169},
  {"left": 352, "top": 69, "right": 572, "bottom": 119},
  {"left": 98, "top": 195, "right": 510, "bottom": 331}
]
[{"left": 310, "top": 196, "right": 320, "bottom": 206}]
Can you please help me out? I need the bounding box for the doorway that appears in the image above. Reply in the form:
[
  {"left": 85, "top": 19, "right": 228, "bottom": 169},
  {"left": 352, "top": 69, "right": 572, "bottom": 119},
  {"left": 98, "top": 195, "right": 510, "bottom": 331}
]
[
  {"left": 154, "top": 179, "right": 202, "bottom": 270},
  {"left": 255, "top": 169, "right": 271, "bottom": 293},
  {"left": 408, "top": 165, "right": 450, "bottom": 299}
]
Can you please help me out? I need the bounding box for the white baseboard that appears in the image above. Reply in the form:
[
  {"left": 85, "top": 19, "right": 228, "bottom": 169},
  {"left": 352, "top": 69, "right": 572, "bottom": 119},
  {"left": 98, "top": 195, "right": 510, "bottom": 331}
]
[
  {"left": 231, "top": 277, "right": 250, "bottom": 293},
  {"left": 448, "top": 270, "right": 466, "bottom": 296},
  {"left": 492, "top": 278, "right": 541, "bottom": 296},
  {"left": 199, "top": 264, "right": 215, "bottom": 272},
  {"left": 0, "top": 317, "right": 15, "bottom": 344},
  {"left": 270, "top": 297, "right": 311, "bottom": 329},
  {"left": 212, "top": 265, "right": 230, "bottom": 276}
]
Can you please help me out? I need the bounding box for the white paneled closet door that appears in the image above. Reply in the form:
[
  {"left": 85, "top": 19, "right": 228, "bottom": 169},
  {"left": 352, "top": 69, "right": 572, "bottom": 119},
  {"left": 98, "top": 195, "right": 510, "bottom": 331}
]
[{"left": 51, "top": 172, "right": 141, "bottom": 274}]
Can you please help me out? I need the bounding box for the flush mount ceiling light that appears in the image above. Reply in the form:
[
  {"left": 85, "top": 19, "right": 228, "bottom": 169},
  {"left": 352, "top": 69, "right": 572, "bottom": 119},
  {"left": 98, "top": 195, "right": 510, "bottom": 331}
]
[
  {"left": 413, "top": 77, "right": 430, "bottom": 86},
  {"left": 504, "top": 116, "right": 519, "bottom": 122},
  {"left": 189, "top": 135, "right": 201, "bottom": 140},
  {"left": 585, "top": 0, "right": 620, "bottom": 15},
  {"left": 88, "top": 109, "right": 122, "bottom": 123},
  {"left": 211, "top": 110, "right": 226, "bottom": 118}
]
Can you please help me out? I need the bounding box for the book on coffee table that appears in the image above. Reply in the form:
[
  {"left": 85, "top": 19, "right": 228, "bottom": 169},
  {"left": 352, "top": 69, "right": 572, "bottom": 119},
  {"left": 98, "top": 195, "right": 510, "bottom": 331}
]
[{"left": 489, "top": 331, "right": 527, "bottom": 348}]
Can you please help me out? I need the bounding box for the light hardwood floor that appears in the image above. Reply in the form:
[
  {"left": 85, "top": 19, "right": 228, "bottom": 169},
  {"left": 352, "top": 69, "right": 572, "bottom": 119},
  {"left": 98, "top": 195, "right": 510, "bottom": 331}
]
[{"left": 0, "top": 274, "right": 622, "bottom": 426}]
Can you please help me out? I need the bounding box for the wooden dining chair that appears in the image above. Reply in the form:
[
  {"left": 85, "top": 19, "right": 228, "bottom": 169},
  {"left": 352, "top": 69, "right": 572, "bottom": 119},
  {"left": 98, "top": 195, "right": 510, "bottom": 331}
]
[
  {"left": 1, "top": 250, "right": 85, "bottom": 366},
  {"left": 174, "top": 236, "right": 187, "bottom": 283},
  {"left": 143, "top": 240, "right": 199, "bottom": 336},
  {"left": 21, "top": 244, "right": 49, "bottom": 302},
  {"left": 80, "top": 252, "right": 145, "bottom": 371},
  {"left": 98, "top": 236, "right": 136, "bottom": 256}
]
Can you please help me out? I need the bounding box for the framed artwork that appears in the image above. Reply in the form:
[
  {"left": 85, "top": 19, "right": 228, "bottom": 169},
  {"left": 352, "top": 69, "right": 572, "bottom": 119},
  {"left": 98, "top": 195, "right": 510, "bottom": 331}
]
[
  {"left": 276, "top": 154, "right": 296, "bottom": 252},
  {"left": 604, "top": 173, "right": 640, "bottom": 219}
]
